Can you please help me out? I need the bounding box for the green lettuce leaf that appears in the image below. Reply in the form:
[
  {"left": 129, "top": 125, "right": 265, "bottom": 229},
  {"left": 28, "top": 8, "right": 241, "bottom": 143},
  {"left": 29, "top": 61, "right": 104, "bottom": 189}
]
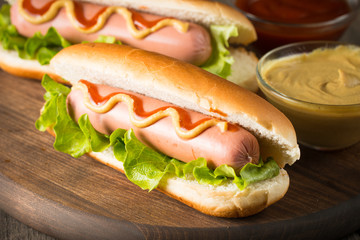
[
  {"left": 110, "top": 129, "right": 127, "bottom": 162},
  {"left": 0, "top": 4, "right": 10, "bottom": 27},
  {"left": 0, "top": 4, "right": 27, "bottom": 52},
  {"left": 122, "top": 129, "right": 170, "bottom": 191},
  {"left": 24, "top": 27, "right": 71, "bottom": 64},
  {"left": 240, "top": 158, "right": 280, "bottom": 188},
  {"left": 200, "top": 25, "right": 238, "bottom": 79},
  {"left": 35, "top": 75, "right": 108, "bottom": 157},
  {"left": 82, "top": 35, "right": 122, "bottom": 45},
  {"left": 118, "top": 130, "right": 279, "bottom": 191},
  {"left": 78, "top": 114, "right": 110, "bottom": 153},
  {"left": 35, "top": 74, "right": 71, "bottom": 131},
  {"left": 53, "top": 94, "right": 92, "bottom": 157},
  {"left": 36, "top": 75, "right": 280, "bottom": 191},
  {"left": 214, "top": 164, "right": 245, "bottom": 189}
]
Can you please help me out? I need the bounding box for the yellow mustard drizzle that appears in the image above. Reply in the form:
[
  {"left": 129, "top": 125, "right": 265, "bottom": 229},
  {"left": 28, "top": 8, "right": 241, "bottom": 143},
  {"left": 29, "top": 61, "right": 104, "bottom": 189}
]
[
  {"left": 18, "top": 0, "right": 189, "bottom": 38},
  {"left": 72, "top": 82, "right": 228, "bottom": 139}
]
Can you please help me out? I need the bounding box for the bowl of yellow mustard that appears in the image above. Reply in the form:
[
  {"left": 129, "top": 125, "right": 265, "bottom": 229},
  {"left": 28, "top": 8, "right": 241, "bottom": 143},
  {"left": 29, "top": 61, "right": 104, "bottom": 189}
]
[{"left": 257, "top": 41, "right": 360, "bottom": 150}]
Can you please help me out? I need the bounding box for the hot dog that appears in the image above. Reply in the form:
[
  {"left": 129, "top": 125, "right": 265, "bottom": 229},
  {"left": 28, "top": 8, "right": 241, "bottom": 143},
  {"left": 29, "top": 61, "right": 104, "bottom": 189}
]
[
  {"left": 10, "top": 0, "right": 212, "bottom": 65},
  {"left": 0, "top": 0, "right": 259, "bottom": 91},
  {"left": 36, "top": 43, "right": 300, "bottom": 217},
  {"left": 67, "top": 80, "right": 260, "bottom": 171}
]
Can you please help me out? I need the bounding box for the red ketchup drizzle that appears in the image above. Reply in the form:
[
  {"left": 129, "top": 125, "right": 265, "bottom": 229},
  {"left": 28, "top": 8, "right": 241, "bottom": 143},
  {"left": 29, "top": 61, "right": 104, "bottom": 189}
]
[
  {"left": 129, "top": 10, "right": 168, "bottom": 30},
  {"left": 79, "top": 80, "right": 215, "bottom": 131},
  {"left": 72, "top": 2, "right": 107, "bottom": 29},
  {"left": 22, "top": 0, "right": 55, "bottom": 16},
  {"left": 22, "top": 0, "right": 107, "bottom": 29},
  {"left": 22, "top": 0, "right": 169, "bottom": 30}
]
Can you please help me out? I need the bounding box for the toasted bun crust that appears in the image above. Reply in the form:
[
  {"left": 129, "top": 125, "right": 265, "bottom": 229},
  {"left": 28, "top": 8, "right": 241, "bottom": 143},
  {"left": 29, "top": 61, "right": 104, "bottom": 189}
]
[
  {"left": 89, "top": 147, "right": 290, "bottom": 218},
  {"left": 50, "top": 43, "right": 300, "bottom": 167},
  {"left": 73, "top": 0, "right": 257, "bottom": 45}
]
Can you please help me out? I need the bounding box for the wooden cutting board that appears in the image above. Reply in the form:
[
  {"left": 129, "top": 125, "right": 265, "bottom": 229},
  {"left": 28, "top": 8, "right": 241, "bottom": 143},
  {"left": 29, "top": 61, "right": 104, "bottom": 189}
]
[{"left": 1, "top": 71, "right": 360, "bottom": 240}]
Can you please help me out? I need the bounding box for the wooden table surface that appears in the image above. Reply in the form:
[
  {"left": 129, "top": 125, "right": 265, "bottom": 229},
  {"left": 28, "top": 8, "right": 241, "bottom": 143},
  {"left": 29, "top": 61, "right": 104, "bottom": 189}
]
[{"left": 1, "top": 1, "right": 360, "bottom": 240}]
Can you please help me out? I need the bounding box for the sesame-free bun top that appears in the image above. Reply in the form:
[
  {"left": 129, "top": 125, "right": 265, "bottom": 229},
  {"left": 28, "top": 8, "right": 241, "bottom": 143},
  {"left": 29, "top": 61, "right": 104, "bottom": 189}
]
[
  {"left": 73, "top": 0, "right": 257, "bottom": 45},
  {"left": 50, "top": 43, "right": 300, "bottom": 167}
]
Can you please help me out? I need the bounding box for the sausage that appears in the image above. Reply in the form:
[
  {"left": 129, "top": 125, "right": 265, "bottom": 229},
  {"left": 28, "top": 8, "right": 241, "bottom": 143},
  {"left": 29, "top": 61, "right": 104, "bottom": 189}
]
[
  {"left": 67, "top": 82, "right": 260, "bottom": 171},
  {"left": 10, "top": 0, "right": 212, "bottom": 66}
]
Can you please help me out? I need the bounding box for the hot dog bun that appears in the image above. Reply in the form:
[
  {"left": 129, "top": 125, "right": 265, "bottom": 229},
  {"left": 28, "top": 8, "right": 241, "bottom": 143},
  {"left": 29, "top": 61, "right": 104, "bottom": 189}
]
[
  {"left": 43, "top": 43, "right": 300, "bottom": 217},
  {"left": 1, "top": 0, "right": 259, "bottom": 91},
  {"left": 51, "top": 43, "right": 300, "bottom": 168},
  {"left": 90, "top": 147, "right": 290, "bottom": 218}
]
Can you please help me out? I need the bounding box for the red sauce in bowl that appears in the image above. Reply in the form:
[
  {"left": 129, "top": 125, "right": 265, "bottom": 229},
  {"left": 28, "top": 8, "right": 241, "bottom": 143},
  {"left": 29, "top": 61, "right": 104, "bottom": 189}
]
[
  {"left": 236, "top": 0, "right": 354, "bottom": 52},
  {"left": 236, "top": 0, "right": 350, "bottom": 24}
]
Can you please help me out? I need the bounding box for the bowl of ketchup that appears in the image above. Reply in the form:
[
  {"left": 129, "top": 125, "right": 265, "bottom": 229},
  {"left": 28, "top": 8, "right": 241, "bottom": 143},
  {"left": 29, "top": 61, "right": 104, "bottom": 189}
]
[{"left": 236, "top": 0, "right": 359, "bottom": 53}]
